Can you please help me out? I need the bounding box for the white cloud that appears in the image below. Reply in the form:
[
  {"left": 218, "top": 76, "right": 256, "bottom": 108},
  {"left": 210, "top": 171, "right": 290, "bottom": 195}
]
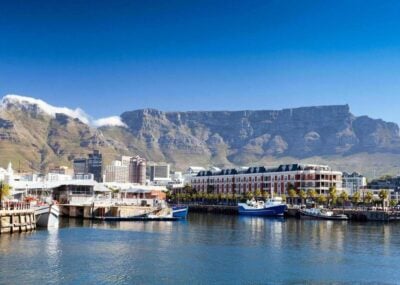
[
  {"left": 93, "top": 116, "right": 127, "bottom": 127},
  {"left": 1, "top": 94, "right": 126, "bottom": 128}
]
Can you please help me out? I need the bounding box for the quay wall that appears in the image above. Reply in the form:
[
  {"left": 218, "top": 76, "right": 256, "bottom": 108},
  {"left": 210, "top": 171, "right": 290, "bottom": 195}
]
[{"left": 0, "top": 209, "right": 36, "bottom": 234}]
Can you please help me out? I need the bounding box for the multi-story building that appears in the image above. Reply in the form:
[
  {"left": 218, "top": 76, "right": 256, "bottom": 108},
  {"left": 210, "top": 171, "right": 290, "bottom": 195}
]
[
  {"left": 87, "top": 150, "right": 103, "bottom": 182},
  {"left": 49, "top": 166, "right": 73, "bottom": 176},
  {"left": 191, "top": 164, "right": 343, "bottom": 196},
  {"left": 342, "top": 172, "right": 367, "bottom": 195},
  {"left": 104, "top": 160, "right": 129, "bottom": 183},
  {"left": 129, "top": 155, "right": 146, "bottom": 184},
  {"left": 148, "top": 162, "right": 170, "bottom": 182},
  {"left": 73, "top": 158, "right": 87, "bottom": 175},
  {"left": 73, "top": 150, "right": 103, "bottom": 182}
]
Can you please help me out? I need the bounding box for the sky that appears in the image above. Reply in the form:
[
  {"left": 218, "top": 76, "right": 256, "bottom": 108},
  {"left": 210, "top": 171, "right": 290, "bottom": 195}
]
[{"left": 1, "top": 0, "right": 400, "bottom": 122}]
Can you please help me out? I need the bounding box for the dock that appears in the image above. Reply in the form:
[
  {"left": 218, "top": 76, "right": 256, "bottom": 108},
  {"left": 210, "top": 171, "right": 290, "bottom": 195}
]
[{"left": 0, "top": 204, "right": 36, "bottom": 234}]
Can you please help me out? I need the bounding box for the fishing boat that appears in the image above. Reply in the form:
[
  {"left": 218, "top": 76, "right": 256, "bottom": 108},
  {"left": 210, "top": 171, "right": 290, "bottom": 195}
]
[
  {"left": 172, "top": 206, "right": 189, "bottom": 219},
  {"left": 34, "top": 203, "right": 60, "bottom": 227},
  {"left": 300, "top": 208, "right": 348, "bottom": 220},
  {"left": 238, "top": 197, "right": 287, "bottom": 216}
]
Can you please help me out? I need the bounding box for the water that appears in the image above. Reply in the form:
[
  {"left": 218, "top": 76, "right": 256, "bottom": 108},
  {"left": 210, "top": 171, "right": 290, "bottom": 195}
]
[{"left": 1, "top": 214, "right": 399, "bottom": 285}]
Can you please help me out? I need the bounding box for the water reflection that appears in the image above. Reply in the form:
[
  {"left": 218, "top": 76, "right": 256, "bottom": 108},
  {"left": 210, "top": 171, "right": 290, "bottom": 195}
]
[{"left": 2, "top": 214, "right": 400, "bottom": 284}]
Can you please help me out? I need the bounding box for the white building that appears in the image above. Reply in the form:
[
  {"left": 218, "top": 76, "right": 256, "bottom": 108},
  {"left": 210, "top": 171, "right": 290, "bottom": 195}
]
[
  {"left": 342, "top": 172, "right": 367, "bottom": 195},
  {"left": 148, "top": 162, "right": 170, "bottom": 183},
  {"left": 104, "top": 160, "right": 129, "bottom": 183},
  {"left": 191, "top": 164, "right": 343, "bottom": 196}
]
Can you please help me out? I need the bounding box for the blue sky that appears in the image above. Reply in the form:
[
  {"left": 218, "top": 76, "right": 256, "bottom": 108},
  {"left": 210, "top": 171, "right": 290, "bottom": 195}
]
[{"left": 1, "top": 0, "right": 400, "bottom": 122}]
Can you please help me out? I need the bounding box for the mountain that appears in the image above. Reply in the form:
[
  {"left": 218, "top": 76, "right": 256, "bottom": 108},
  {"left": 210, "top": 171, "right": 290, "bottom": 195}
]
[{"left": 1, "top": 94, "right": 400, "bottom": 177}]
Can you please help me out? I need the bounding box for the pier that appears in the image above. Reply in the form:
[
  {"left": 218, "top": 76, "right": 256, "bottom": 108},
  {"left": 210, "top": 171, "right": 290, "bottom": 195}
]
[{"left": 0, "top": 203, "right": 36, "bottom": 234}]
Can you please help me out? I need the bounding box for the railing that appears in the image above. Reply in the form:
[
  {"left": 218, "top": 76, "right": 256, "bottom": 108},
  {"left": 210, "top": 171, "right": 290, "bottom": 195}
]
[{"left": 0, "top": 201, "right": 31, "bottom": 211}]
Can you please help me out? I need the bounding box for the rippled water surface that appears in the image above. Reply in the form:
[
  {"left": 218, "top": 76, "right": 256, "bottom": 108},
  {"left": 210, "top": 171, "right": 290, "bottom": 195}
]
[{"left": 1, "top": 213, "right": 400, "bottom": 284}]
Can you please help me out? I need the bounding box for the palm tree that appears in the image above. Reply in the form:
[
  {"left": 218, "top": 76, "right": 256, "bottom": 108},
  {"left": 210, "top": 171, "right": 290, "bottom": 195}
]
[
  {"left": 254, "top": 189, "right": 262, "bottom": 200},
  {"left": 339, "top": 191, "right": 349, "bottom": 207},
  {"left": 307, "top": 189, "right": 317, "bottom": 203},
  {"left": 328, "top": 186, "right": 337, "bottom": 207},
  {"left": 317, "top": 194, "right": 327, "bottom": 206},
  {"left": 288, "top": 189, "right": 297, "bottom": 205},
  {"left": 365, "top": 191, "right": 374, "bottom": 205},
  {"left": 0, "top": 182, "right": 10, "bottom": 209},
  {"left": 352, "top": 191, "right": 361, "bottom": 205},
  {"left": 299, "top": 190, "right": 307, "bottom": 205},
  {"left": 378, "top": 189, "right": 389, "bottom": 208},
  {"left": 245, "top": 191, "right": 254, "bottom": 201},
  {"left": 261, "top": 189, "right": 270, "bottom": 200}
]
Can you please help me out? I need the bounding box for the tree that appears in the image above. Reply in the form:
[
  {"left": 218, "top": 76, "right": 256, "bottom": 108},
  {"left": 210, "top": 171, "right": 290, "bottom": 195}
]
[
  {"left": 0, "top": 183, "right": 10, "bottom": 209},
  {"left": 307, "top": 189, "right": 317, "bottom": 201},
  {"left": 390, "top": 199, "right": 397, "bottom": 208},
  {"left": 254, "top": 189, "right": 262, "bottom": 199},
  {"left": 288, "top": 189, "right": 297, "bottom": 205},
  {"left": 352, "top": 191, "right": 361, "bottom": 204},
  {"left": 245, "top": 191, "right": 254, "bottom": 201},
  {"left": 378, "top": 189, "right": 389, "bottom": 207},
  {"left": 365, "top": 191, "right": 374, "bottom": 204},
  {"left": 299, "top": 190, "right": 307, "bottom": 205},
  {"left": 317, "top": 195, "right": 327, "bottom": 205},
  {"left": 328, "top": 187, "right": 337, "bottom": 207},
  {"left": 339, "top": 191, "right": 349, "bottom": 207},
  {"left": 262, "top": 190, "right": 270, "bottom": 200}
]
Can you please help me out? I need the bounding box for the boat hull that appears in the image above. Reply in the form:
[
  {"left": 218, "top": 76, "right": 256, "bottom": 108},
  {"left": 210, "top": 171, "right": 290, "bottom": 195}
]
[
  {"left": 300, "top": 211, "right": 348, "bottom": 220},
  {"left": 238, "top": 204, "right": 287, "bottom": 216},
  {"left": 172, "top": 206, "right": 189, "bottom": 218},
  {"left": 35, "top": 204, "right": 60, "bottom": 227}
]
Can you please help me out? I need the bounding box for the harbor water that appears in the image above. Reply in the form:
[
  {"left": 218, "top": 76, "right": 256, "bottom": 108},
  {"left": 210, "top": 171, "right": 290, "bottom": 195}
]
[{"left": 1, "top": 213, "right": 399, "bottom": 284}]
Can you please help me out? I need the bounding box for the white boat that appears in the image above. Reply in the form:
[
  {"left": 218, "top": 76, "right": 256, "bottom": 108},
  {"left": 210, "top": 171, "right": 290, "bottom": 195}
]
[
  {"left": 300, "top": 207, "right": 348, "bottom": 220},
  {"left": 238, "top": 197, "right": 287, "bottom": 216},
  {"left": 34, "top": 204, "right": 60, "bottom": 227}
]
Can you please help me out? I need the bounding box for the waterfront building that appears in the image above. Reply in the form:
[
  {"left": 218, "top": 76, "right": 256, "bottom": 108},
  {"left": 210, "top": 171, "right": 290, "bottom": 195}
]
[
  {"left": 148, "top": 162, "right": 170, "bottom": 182},
  {"left": 104, "top": 160, "right": 129, "bottom": 183},
  {"left": 87, "top": 150, "right": 103, "bottom": 182},
  {"left": 182, "top": 166, "right": 205, "bottom": 185},
  {"left": 191, "top": 164, "right": 343, "bottom": 196},
  {"left": 129, "top": 155, "right": 146, "bottom": 185},
  {"left": 73, "top": 158, "right": 87, "bottom": 175},
  {"left": 342, "top": 172, "right": 367, "bottom": 195},
  {"left": 49, "top": 166, "right": 73, "bottom": 176}
]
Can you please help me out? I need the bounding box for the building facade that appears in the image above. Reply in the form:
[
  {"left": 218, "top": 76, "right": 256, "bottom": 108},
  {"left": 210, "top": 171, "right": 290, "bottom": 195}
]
[
  {"left": 342, "top": 172, "right": 367, "bottom": 195},
  {"left": 87, "top": 150, "right": 103, "bottom": 182},
  {"left": 73, "top": 150, "right": 103, "bottom": 182},
  {"left": 104, "top": 160, "right": 129, "bottom": 183},
  {"left": 148, "top": 162, "right": 170, "bottom": 182},
  {"left": 129, "top": 155, "right": 146, "bottom": 184},
  {"left": 73, "top": 158, "right": 87, "bottom": 175},
  {"left": 191, "top": 164, "right": 343, "bottom": 196}
]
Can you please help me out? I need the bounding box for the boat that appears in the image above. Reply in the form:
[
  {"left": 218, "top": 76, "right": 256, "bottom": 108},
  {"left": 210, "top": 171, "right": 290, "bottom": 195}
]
[
  {"left": 238, "top": 197, "right": 287, "bottom": 216},
  {"left": 300, "top": 208, "right": 348, "bottom": 220},
  {"left": 172, "top": 206, "right": 189, "bottom": 219},
  {"left": 34, "top": 203, "right": 60, "bottom": 227}
]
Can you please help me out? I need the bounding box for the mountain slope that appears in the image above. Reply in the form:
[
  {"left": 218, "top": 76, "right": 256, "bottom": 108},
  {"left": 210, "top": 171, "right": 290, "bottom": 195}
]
[{"left": 1, "top": 94, "right": 400, "bottom": 178}]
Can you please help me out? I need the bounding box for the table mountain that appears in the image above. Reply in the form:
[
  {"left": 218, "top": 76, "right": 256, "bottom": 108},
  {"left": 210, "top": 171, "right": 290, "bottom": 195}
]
[{"left": 1, "top": 94, "right": 400, "bottom": 177}]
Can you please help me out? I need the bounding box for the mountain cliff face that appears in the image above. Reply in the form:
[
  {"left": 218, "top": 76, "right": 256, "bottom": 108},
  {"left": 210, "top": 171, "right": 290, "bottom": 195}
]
[
  {"left": 0, "top": 94, "right": 400, "bottom": 177},
  {"left": 104, "top": 105, "right": 400, "bottom": 169}
]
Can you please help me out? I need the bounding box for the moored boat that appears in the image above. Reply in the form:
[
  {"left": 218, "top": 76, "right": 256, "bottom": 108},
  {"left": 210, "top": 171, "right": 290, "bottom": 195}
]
[
  {"left": 172, "top": 206, "right": 189, "bottom": 219},
  {"left": 34, "top": 203, "right": 60, "bottom": 227},
  {"left": 238, "top": 197, "right": 287, "bottom": 216},
  {"left": 300, "top": 208, "right": 348, "bottom": 220}
]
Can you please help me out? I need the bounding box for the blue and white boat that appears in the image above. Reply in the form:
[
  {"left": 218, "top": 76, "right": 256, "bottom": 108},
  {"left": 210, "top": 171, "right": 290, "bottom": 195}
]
[
  {"left": 238, "top": 197, "right": 286, "bottom": 216},
  {"left": 172, "top": 206, "right": 189, "bottom": 219}
]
